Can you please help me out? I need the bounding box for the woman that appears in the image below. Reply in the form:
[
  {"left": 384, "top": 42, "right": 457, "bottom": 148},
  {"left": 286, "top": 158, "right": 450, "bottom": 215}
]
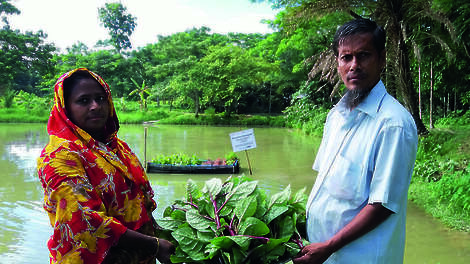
[{"left": 37, "top": 68, "right": 174, "bottom": 264}]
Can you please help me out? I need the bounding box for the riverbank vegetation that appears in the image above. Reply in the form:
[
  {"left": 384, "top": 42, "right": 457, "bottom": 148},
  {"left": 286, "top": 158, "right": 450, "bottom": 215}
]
[
  {"left": 409, "top": 112, "right": 470, "bottom": 231},
  {"left": 1, "top": 0, "right": 469, "bottom": 231}
]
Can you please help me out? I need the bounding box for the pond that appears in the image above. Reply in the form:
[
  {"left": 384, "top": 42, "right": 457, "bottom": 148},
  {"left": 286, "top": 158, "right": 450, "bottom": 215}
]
[{"left": 0, "top": 123, "right": 469, "bottom": 263}]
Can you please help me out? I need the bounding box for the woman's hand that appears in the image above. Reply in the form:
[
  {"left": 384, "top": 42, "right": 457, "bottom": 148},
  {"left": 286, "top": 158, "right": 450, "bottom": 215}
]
[
  {"left": 155, "top": 238, "right": 175, "bottom": 264},
  {"left": 116, "top": 229, "right": 175, "bottom": 263}
]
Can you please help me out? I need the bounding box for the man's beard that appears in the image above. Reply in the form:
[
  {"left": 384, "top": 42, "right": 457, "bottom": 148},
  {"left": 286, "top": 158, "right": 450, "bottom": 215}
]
[{"left": 343, "top": 88, "right": 372, "bottom": 109}]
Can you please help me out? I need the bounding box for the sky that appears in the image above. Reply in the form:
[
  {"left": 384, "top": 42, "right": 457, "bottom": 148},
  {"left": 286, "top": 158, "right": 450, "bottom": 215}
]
[{"left": 8, "top": 0, "right": 279, "bottom": 51}]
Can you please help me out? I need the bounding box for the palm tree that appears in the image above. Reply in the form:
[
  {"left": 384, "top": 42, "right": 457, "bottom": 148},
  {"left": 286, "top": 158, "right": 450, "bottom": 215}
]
[
  {"left": 375, "top": 0, "right": 456, "bottom": 134},
  {"left": 258, "top": 0, "right": 457, "bottom": 134}
]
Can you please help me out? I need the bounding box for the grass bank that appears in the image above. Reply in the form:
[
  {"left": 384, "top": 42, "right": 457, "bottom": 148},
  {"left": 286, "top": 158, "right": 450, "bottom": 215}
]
[
  {"left": 0, "top": 104, "right": 286, "bottom": 127},
  {"left": 0, "top": 108, "right": 49, "bottom": 123},
  {"left": 408, "top": 122, "right": 470, "bottom": 231}
]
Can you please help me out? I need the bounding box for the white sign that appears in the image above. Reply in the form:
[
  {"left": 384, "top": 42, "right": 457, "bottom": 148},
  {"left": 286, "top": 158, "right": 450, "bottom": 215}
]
[{"left": 230, "top": 129, "right": 256, "bottom": 152}]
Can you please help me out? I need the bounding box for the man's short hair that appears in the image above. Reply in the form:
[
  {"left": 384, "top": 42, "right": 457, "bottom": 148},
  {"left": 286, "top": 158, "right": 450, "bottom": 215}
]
[{"left": 332, "top": 18, "right": 386, "bottom": 56}]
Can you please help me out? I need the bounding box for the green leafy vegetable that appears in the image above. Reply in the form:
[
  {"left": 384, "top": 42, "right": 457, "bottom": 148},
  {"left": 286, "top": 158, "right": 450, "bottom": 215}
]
[
  {"left": 156, "top": 175, "right": 308, "bottom": 264},
  {"left": 151, "top": 152, "right": 239, "bottom": 166}
]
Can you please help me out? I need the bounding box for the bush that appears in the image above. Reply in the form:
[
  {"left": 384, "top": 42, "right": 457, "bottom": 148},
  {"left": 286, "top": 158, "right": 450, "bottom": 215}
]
[
  {"left": 204, "top": 106, "right": 216, "bottom": 116},
  {"left": 432, "top": 165, "right": 470, "bottom": 212},
  {"left": 118, "top": 110, "right": 169, "bottom": 124},
  {"left": 410, "top": 125, "right": 470, "bottom": 230},
  {"left": 435, "top": 110, "right": 470, "bottom": 127},
  {"left": 283, "top": 89, "right": 329, "bottom": 135},
  {"left": 2, "top": 90, "right": 16, "bottom": 108}
]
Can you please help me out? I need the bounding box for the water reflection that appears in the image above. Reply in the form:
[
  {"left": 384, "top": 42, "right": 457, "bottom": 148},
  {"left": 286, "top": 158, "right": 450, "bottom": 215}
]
[
  {"left": 0, "top": 123, "right": 469, "bottom": 264},
  {"left": 0, "top": 124, "right": 51, "bottom": 263}
]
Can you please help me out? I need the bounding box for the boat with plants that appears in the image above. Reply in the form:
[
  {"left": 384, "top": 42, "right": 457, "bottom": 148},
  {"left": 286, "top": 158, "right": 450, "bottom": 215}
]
[{"left": 146, "top": 152, "right": 240, "bottom": 174}]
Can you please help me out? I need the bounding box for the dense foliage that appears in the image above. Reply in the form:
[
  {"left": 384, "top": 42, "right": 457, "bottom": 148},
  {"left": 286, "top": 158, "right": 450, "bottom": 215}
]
[
  {"left": 1, "top": 0, "right": 470, "bottom": 231},
  {"left": 156, "top": 175, "right": 308, "bottom": 263},
  {"left": 258, "top": 0, "right": 470, "bottom": 134},
  {"left": 1, "top": 0, "right": 467, "bottom": 123},
  {"left": 152, "top": 153, "right": 203, "bottom": 166},
  {"left": 409, "top": 123, "right": 470, "bottom": 230}
]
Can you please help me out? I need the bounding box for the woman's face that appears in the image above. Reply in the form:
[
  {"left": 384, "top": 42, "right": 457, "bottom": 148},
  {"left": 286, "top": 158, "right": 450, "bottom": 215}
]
[{"left": 65, "top": 78, "right": 110, "bottom": 141}]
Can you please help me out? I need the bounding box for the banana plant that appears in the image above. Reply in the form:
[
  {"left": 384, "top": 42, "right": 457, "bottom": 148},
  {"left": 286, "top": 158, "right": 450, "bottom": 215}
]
[{"left": 130, "top": 78, "right": 151, "bottom": 111}]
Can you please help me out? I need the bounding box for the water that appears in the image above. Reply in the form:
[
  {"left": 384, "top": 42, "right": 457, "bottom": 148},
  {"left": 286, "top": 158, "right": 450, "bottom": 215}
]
[{"left": 0, "top": 123, "right": 469, "bottom": 263}]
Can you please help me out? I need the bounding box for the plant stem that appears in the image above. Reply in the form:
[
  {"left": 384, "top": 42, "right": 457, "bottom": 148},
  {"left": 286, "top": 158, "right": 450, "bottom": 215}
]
[
  {"left": 227, "top": 215, "right": 237, "bottom": 235},
  {"left": 210, "top": 193, "right": 221, "bottom": 229},
  {"left": 224, "top": 224, "right": 236, "bottom": 236},
  {"left": 184, "top": 201, "right": 199, "bottom": 210},
  {"left": 293, "top": 232, "right": 304, "bottom": 249},
  {"left": 216, "top": 193, "right": 230, "bottom": 214}
]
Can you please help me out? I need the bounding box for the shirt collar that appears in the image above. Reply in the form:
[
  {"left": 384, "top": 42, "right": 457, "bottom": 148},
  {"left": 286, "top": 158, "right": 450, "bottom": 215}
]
[
  {"left": 356, "top": 80, "right": 387, "bottom": 117},
  {"left": 337, "top": 80, "right": 387, "bottom": 118}
]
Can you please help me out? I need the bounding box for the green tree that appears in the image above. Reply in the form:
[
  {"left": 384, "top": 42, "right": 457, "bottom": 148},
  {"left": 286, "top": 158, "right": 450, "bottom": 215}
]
[
  {"left": 0, "top": 28, "right": 56, "bottom": 95},
  {"left": 252, "top": 11, "right": 349, "bottom": 110},
  {"left": 433, "top": 0, "right": 470, "bottom": 110},
  {"left": 66, "top": 42, "right": 90, "bottom": 55},
  {"left": 166, "top": 56, "right": 201, "bottom": 115},
  {"left": 98, "top": 2, "right": 137, "bottom": 53},
  {"left": 258, "top": 0, "right": 458, "bottom": 134},
  {"left": 0, "top": 0, "right": 19, "bottom": 26},
  {"left": 143, "top": 27, "right": 229, "bottom": 112},
  {"left": 55, "top": 47, "right": 135, "bottom": 98},
  {"left": 196, "top": 44, "right": 273, "bottom": 116}
]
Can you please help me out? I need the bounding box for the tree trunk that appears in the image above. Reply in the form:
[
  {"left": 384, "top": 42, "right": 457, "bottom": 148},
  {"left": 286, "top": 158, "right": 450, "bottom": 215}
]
[
  {"left": 395, "top": 22, "right": 428, "bottom": 135},
  {"left": 381, "top": 3, "right": 428, "bottom": 135},
  {"left": 194, "top": 92, "right": 199, "bottom": 118},
  {"left": 429, "top": 62, "right": 434, "bottom": 129},
  {"left": 418, "top": 60, "right": 422, "bottom": 119},
  {"left": 454, "top": 89, "right": 457, "bottom": 112},
  {"left": 447, "top": 93, "right": 450, "bottom": 115},
  {"left": 268, "top": 83, "right": 272, "bottom": 114}
]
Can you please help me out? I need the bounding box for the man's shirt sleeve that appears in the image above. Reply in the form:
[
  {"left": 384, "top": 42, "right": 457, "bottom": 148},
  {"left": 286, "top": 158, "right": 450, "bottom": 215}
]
[{"left": 368, "top": 123, "right": 418, "bottom": 213}]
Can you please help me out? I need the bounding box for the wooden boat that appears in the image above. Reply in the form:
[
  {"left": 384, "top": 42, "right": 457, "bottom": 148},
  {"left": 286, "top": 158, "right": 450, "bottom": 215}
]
[{"left": 146, "top": 159, "right": 240, "bottom": 174}]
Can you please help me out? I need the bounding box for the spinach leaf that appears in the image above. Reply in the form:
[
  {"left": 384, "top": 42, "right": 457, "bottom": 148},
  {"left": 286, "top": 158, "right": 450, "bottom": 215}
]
[{"left": 156, "top": 175, "right": 308, "bottom": 263}]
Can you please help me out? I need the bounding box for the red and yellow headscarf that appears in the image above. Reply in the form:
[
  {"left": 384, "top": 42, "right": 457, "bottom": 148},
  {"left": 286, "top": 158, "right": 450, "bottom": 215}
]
[
  {"left": 37, "top": 68, "right": 156, "bottom": 264},
  {"left": 48, "top": 67, "right": 119, "bottom": 144}
]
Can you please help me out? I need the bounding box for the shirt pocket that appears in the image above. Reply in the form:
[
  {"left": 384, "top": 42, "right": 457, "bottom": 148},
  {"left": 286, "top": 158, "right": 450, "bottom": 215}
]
[{"left": 325, "top": 155, "right": 368, "bottom": 204}]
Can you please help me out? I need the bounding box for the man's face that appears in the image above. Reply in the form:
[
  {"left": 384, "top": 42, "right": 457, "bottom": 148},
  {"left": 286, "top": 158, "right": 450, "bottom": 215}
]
[
  {"left": 65, "top": 78, "right": 110, "bottom": 140},
  {"left": 336, "top": 33, "right": 385, "bottom": 93}
]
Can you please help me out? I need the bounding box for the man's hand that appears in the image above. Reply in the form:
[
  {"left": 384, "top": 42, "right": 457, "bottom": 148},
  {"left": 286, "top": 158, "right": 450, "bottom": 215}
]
[
  {"left": 293, "top": 203, "right": 393, "bottom": 264},
  {"left": 292, "top": 242, "right": 334, "bottom": 264}
]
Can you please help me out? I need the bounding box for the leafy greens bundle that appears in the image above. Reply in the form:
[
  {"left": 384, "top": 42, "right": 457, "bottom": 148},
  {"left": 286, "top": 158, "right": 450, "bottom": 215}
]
[{"left": 155, "top": 175, "right": 308, "bottom": 264}]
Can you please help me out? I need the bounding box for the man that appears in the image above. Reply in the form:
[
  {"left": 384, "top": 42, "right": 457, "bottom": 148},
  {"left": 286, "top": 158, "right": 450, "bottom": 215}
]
[{"left": 293, "top": 18, "right": 418, "bottom": 264}]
